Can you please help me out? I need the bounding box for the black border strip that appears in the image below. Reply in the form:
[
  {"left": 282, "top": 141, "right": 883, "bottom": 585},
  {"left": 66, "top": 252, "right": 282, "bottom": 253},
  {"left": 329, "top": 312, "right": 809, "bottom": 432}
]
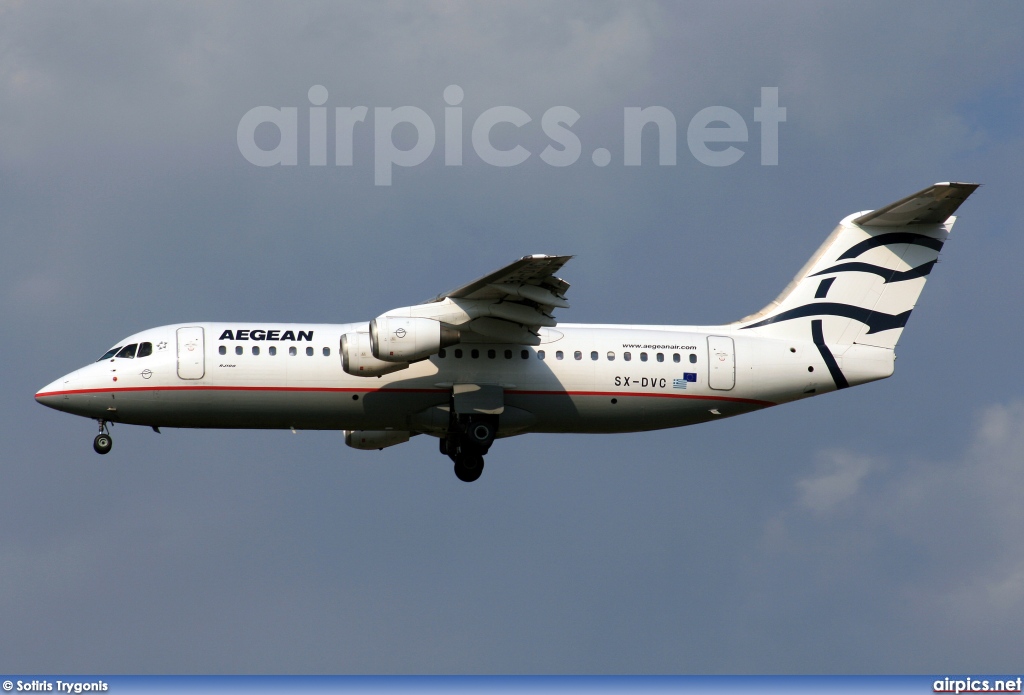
[
  {"left": 811, "top": 319, "right": 848, "bottom": 390},
  {"left": 742, "top": 302, "right": 910, "bottom": 334},
  {"left": 838, "top": 232, "right": 943, "bottom": 260},
  {"left": 811, "top": 260, "right": 936, "bottom": 283}
]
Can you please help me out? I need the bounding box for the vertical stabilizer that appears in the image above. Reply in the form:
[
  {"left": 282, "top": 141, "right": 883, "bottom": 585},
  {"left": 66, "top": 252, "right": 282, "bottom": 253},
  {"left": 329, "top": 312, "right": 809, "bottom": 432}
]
[{"left": 737, "top": 182, "right": 978, "bottom": 380}]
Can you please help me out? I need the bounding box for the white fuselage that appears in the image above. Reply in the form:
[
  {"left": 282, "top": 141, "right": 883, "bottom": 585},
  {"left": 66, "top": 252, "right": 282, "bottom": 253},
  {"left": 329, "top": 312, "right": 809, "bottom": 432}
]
[
  {"left": 34, "top": 320, "right": 861, "bottom": 437},
  {"left": 33, "top": 183, "right": 977, "bottom": 480}
]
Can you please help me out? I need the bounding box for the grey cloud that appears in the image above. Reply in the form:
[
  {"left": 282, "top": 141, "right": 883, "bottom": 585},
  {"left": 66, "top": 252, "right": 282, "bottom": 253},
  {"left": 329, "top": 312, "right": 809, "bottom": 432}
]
[
  {"left": 797, "top": 449, "right": 877, "bottom": 513},
  {"left": 738, "top": 401, "right": 1024, "bottom": 670}
]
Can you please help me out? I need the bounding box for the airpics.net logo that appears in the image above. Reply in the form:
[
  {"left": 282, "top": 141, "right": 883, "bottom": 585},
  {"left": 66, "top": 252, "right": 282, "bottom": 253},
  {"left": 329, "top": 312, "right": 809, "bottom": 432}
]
[{"left": 237, "top": 85, "right": 786, "bottom": 186}]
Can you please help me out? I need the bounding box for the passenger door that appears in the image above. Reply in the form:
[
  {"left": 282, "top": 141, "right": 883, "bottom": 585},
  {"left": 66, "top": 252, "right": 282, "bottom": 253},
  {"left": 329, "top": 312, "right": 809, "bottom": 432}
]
[
  {"left": 176, "top": 326, "right": 205, "bottom": 380},
  {"left": 707, "top": 335, "right": 735, "bottom": 390}
]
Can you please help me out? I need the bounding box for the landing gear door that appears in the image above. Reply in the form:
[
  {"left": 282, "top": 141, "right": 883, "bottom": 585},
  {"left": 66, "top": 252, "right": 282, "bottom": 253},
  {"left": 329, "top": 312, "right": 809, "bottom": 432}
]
[
  {"left": 176, "top": 326, "right": 205, "bottom": 380},
  {"left": 452, "top": 384, "right": 504, "bottom": 415},
  {"left": 707, "top": 335, "right": 735, "bottom": 391}
]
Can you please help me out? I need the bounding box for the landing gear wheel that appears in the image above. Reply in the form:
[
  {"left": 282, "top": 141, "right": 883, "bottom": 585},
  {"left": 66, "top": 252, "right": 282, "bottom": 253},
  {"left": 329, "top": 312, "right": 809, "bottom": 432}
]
[
  {"left": 93, "top": 433, "right": 112, "bottom": 455},
  {"left": 453, "top": 452, "right": 484, "bottom": 483}
]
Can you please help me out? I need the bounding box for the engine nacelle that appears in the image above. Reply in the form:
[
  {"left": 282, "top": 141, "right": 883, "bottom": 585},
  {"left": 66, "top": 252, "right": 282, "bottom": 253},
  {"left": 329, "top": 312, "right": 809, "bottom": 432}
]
[
  {"left": 370, "top": 316, "right": 459, "bottom": 363},
  {"left": 341, "top": 332, "right": 409, "bottom": 377},
  {"left": 344, "top": 430, "right": 411, "bottom": 450}
]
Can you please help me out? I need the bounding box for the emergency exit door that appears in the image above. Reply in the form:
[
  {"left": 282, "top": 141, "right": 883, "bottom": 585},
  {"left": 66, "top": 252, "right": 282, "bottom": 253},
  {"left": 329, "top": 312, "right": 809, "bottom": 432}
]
[
  {"left": 176, "top": 326, "right": 205, "bottom": 380},
  {"left": 707, "top": 335, "right": 735, "bottom": 390}
]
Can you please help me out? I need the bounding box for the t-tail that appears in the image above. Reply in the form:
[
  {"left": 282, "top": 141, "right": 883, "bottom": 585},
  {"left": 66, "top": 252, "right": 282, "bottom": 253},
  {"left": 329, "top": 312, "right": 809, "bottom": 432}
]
[{"left": 737, "top": 182, "right": 979, "bottom": 390}]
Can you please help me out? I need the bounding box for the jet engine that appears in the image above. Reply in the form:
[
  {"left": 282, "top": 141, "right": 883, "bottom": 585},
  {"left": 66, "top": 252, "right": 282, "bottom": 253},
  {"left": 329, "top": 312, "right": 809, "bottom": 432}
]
[
  {"left": 341, "top": 332, "right": 409, "bottom": 377},
  {"left": 344, "top": 430, "right": 411, "bottom": 450},
  {"left": 369, "top": 316, "right": 459, "bottom": 363}
]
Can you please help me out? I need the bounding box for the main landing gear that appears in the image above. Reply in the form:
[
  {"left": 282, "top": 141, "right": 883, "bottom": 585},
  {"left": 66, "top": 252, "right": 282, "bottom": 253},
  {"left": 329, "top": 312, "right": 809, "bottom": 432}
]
[
  {"left": 93, "top": 420, "right": 112, "bottom": 455},
  {"left": 440, "top": 415, "right": 497, "bottom": 483}
]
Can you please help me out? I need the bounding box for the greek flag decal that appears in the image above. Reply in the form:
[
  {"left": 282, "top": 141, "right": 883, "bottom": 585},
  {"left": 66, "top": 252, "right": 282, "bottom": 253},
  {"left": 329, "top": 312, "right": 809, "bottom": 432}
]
[{"left": 673, "top": 373, "right": 697, "bottom": 389}]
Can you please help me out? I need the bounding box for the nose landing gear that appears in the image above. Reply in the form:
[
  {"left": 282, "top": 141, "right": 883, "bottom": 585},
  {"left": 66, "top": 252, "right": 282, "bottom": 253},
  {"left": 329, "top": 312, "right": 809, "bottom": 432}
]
[{"left": 93, "top": 420, "right": 112, "bottom": 455}]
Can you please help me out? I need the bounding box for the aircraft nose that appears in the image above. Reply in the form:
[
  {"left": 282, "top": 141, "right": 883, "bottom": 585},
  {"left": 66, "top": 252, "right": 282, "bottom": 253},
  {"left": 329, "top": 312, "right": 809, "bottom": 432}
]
[{"left": 35, "top": 372, "right": 76, "bottom": 411}]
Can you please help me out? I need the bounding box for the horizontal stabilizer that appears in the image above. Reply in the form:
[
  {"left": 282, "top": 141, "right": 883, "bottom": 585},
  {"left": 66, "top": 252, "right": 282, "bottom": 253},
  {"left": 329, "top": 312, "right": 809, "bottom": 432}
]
[{"left": 853, "top": 182, "right": 980, "bottom": 227}]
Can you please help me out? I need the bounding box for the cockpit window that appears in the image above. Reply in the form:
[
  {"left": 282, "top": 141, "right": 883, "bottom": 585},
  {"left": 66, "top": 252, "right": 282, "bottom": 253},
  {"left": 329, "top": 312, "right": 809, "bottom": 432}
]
[
  {"left": 115, "top": 344, "right": 138, "bottom": 359},
  {"left": 137, "top": 342, "right": 153, "bottom": 358},
  {"left": 98, "top": 347, "right": 121, "bottom": 361}
]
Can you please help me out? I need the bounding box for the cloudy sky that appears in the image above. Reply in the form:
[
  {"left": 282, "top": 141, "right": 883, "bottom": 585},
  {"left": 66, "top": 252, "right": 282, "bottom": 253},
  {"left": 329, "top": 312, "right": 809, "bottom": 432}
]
[{"left": 3, "top": 0, "right": 1024, "bottom": 674}]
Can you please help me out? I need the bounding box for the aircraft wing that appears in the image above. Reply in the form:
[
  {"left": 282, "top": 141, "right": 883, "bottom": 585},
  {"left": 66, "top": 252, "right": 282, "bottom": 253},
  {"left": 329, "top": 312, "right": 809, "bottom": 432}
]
[
  {"left": 384, "top": 255, "right": 573, "bottom": 344},
  {"left": 432, "top": 254, "right": 572, "bottom": 303}
]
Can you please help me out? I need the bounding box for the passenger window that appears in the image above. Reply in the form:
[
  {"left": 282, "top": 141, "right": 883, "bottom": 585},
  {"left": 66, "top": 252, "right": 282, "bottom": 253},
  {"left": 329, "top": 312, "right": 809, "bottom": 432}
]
[
  {"left": 673, "top": 353, "right": 680, "bottom": 363},
  {"left": 219, "top": 346, "right": 226, "bottom": 356},
  {"left": 454, "top": 349, "right": 463, "bottom": 358},
  {"left": 521, "top": 350, "right": 529, "bottom": 359},
  {"left": 116, "top": 344, "right": 138, "bottom": 359},
  {"left": 98, "top": 346, "right": 122, "bottom": 361},
  {"left": 137, "top": 342, "right": 153, "bottom": 358},
  {"left": 504, "top": 349, "right": 512, "bottom": 359},
  {"left": 640, "top": 352, "right": 648, "bottom": 362},
  {"left": 269, "top": 346, "right": 277, "bottom": 356},
  {"left": 574, "top": 351, "right": 582, "bottom": 360},
  {"left": 690, "top": 353, "right": 697, "bottom": 364},
  {"left": 624, "top": 352, "right": 631, "bottom": 362},
  {"left": 323, "top": 347, "right": 330, "bottom": 356},
  {"left": 488, "top": 349, "right": 496, "bottom": 359},
  {"left": 306, "top": 347, "right": 314, "bottom": 356},
  {"left": 289, "top": 346, "right": 297, "bottom": 356},
  {"left": 656, "top": 353, "right": 664, "bottom": 362},
  {"left": 471, "top": 349, "right": 479, "bottom": 359},
  {"left": 591, "top": 351, "right": 598, "bottom": 361},
  {"left": 607, "top": 351, "right": 615, "bottom": 361},
  {"left": 538, "top": 350, "right": 546, "bottom": 360},
  {"left": 439, "top": 348, "right": 447, "bottom": 358},
  {"left": 556, "top": 351, "right": 563, "bottom": 360},
  {"left": 236, "top": 346, "right": 243, "bottom": 356},
  {"left": 252, "top": 346, "right": 260, "bottom": 356}
]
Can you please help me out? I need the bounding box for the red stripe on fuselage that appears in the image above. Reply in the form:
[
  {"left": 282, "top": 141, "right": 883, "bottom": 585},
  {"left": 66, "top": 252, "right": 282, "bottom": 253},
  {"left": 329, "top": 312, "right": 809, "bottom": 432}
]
[
  {"left": 35, "top": 385, "right": 442, "bottom": 396},
  {"left": 35, "top": 385, "right": 776, "bottom": 407}
]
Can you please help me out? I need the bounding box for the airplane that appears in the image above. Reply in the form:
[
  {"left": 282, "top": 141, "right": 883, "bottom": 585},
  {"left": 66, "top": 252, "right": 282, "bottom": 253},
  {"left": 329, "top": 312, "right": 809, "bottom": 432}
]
[{"left": 35, "top": 182, "right": 979, "bottom": 482}]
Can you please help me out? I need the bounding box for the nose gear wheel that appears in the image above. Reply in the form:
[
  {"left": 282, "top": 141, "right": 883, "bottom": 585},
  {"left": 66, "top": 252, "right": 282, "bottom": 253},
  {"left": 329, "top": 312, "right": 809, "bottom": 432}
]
[{"left": 93, "top": 420, "right": 113, "bottom": 455}]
